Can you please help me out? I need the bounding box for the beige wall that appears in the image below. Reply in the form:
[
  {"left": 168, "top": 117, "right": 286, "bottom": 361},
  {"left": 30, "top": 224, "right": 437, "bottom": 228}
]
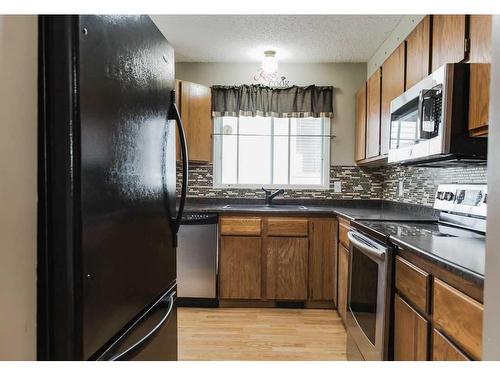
[
  {"left": 0, "top": 15, "right": 38, "bottom": 360},
  {"left": 175, "top": 62, "right": 366, "bottom": 166}
]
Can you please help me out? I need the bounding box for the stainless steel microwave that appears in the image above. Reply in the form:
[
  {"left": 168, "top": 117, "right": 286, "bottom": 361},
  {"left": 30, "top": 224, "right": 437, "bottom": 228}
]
[{"left": 388, "top": 63, "right": 487, "bottom": 166}]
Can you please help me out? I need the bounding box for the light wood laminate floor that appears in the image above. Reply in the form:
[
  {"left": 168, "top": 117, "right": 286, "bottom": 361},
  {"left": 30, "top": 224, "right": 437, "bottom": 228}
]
[{"left": 178, "top": 307, "right": 347, "bottom": 360}]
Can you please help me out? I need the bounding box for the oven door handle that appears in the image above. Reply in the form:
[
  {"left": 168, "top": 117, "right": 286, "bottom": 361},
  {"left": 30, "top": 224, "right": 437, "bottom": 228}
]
[{"left": 348, "top": 231, "right": 386, "bottom": 260}]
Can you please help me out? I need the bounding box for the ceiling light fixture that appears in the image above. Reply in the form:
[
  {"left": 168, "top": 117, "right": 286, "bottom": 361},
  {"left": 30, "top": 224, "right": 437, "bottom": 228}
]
[{"left": 262, "top": 50, "right": 278, "bottom": 74}]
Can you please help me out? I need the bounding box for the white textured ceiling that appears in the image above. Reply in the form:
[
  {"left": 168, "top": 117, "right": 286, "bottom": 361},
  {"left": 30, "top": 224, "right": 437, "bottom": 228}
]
[{"left": 151, "top": 15, "right": 404, "bottom": 63}]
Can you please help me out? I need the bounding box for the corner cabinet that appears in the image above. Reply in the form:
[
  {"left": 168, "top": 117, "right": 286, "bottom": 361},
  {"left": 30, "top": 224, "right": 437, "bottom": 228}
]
[
  {"left": 176, "top": 80, "right": 212, "bottom": 162},
  {"left": 218, "top": 215, "right": 338, "bottom": 306},
  {"left": 308, "top": 218, "right": 338, "bottom": 302},
  {"left": 337, "top": 217, "right": 351, "bottom": 323}
]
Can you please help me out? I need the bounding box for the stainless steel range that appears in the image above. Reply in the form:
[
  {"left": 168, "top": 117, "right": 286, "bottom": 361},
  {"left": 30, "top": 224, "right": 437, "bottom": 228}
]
[{"left": 346, "top": 184, "right": 487, "bottom": 361}]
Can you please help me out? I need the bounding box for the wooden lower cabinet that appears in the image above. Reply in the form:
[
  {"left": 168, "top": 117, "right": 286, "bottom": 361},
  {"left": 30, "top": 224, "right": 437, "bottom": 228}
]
[
  {"left": 266, "top": 237, "right": 308, "bottom": 300},
  {"left": 433, "top": 329, "right": 469, "bottom": 361},
  {"left": 218, "top": 215, "right": 337, "bottom": 304},
  {"left": 219, "top": 236, "right": 262, "bottom": 299},
  {"left": 337, "top": 244, "right": 350, "bottom": 322},
  {"left": 308, "top": 218, "right": 338, "bottom": 302},
  {"left": 394, "top": 294, "right": 429, "bottom": 361},
  {"left": 433, "top": 278, "right": 483, "bottom": 360}
]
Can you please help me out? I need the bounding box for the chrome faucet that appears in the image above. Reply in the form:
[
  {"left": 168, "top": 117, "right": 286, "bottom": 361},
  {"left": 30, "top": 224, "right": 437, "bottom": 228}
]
[{"left": 262, "top": 188, "right": 284, "bottom": 205}]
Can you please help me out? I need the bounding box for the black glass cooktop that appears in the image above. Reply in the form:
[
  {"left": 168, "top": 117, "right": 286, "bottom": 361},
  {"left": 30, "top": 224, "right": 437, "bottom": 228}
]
[{"left": 356, "top": 221, "right": 486, "bottom": 277}]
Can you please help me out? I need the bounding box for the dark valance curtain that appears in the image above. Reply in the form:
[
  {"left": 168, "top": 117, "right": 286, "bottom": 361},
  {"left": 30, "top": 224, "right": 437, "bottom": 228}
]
[{"left": 211, "top": 84, "right": 334, "bottom": 118}]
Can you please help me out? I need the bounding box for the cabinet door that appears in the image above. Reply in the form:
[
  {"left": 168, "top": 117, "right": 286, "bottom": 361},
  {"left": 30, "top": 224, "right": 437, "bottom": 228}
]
[
  {"left": 266, "top": 237, "right": 308, "bottom": 300},
  {"left": 381, "top": 43, "right": 405, "bottom": 155},
  {"left": 433, "top": 278, "right": 483, "bottom": 360},
  {"left": 432, "top": 15, "right": 467, "bottom": 72},
  {"left": 337, "top": 244, "right": 350, "bottom": 322},
  {"left": 469, "top": 15, "right": 492, "bottom": 63},
  {"left": 308, "top": 218, "right": 338, "bottom": 302},
  {"left": 394, "top": 294, "right": 429, "bottom": 361},
  {"left": 468, "top": 64, "right": 490, "bottom": 135},
  {"left": 355, "top": 83, "right": 367, "bottom": 162},
  {"left": 366, "top": 69, "right": 381, "bottom": 159},
  {"left": 219, "top": 236, "right": 261, "bottom": 299},
  {"left": 406, "top": 16, "right": 431, "bottom": 89},
  {"left": 433, "top": 329, "right": 469, "bottom": 361},
  {"left": 179, "top": 80, "right": 212, "bottom": 162}
]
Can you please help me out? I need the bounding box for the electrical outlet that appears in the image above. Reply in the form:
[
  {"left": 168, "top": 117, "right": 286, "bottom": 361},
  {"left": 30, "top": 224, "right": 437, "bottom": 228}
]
[
  {"left": 398, "top": 181, "right": 404, "bottom": 197},
  {"left": 334, "top": 181, "right": 342, "bottom": 193}
]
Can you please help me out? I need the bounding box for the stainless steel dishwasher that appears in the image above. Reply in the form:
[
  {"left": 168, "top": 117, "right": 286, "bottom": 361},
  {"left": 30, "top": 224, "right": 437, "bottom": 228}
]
[{"left": 176, "top": 213, "right": 218, "bottom": 307}]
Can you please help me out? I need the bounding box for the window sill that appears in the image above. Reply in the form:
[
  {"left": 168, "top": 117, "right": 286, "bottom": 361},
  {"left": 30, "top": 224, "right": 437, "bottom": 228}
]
[{"left": 212, "top": 184, "right": 330, "bottom": 191}]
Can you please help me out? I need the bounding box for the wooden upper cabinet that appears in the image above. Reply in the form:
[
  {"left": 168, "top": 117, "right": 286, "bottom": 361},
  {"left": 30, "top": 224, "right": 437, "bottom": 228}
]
[
  {"left": 381, "top": 43, "right": 405, "bottom": 156},
  {"left": 266, "top": 237, "right": 308, "bottom": 301},
  {"left": 177, "top": 80, "right": 212, "bottom": 162},
  {"left": 469, "top": 15, "right": 492, "bottom": 63},
  {"left": 365, "top": 69, "right": 381, "bottom": 159},
  {"left": 355, "top": 83, "right": 367, "bottom": 162},
  {"left": 394, "top": 294, "right": 429, "bottom": 361},
  {"left": 431, "top": 15, "right": 467, "bottom": 72},
  {"left": 468, "top": 64, "right": 491, "bottom": 135},
  {"left": 308, "top": 218, "right": 338, "bottom": 302},
  {"left": 468, "top": 15, "right": 491, "bottom": 136},
  {"left": 406, "top": 16, "right": 431, "bottom": 89}
]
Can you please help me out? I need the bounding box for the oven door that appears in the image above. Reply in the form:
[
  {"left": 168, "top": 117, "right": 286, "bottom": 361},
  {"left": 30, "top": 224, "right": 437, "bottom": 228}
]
[{"left": 346, "top": 231, "right": 391, "bottom": 361}]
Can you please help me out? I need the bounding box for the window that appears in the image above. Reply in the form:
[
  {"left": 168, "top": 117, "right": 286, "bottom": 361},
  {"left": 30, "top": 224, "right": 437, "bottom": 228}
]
[{"left": 213, "top": 116, "right": 330, "bottom": 189}]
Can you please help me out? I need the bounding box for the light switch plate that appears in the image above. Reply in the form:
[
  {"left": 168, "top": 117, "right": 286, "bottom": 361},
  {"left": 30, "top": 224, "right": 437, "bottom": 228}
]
[{"left": 334, "top": 181, "right": 342, "bottom": 193}]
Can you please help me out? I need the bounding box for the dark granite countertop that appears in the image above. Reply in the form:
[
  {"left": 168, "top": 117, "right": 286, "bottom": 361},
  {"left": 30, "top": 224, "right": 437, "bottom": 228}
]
[
  {"left": 182, "top": 197, "right": 486, "bottom": 285},
  {"left": 352, "top": 220, "right": 485, "bottom": 286}
]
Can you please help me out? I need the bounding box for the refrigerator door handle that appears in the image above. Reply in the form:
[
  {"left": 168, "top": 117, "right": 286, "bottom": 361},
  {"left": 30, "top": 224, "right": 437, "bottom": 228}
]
[
  {"left": 99, "top": 290, "right": 176, "bottom": 361},
  {"left": 168, "top": 90, "right": 188, "bottom": 235}
]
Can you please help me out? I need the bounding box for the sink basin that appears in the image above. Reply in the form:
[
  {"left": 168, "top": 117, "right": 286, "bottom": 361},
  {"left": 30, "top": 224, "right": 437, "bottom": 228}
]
[{"left": 222, "top": 204, "right": 308, "bottom": 211}]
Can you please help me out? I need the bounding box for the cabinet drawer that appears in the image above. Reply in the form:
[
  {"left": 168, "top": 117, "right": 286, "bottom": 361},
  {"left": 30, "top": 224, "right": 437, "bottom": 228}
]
[
  {"left": 267, "top": 218, "right": 308, "bottom": 237},
  {"left": 433, "top": 278, "right": 483, "bottom": 360},
  {"left": 338, "top": 219, "right": 350, "bottom": 248},
  {"left": 220, "top": 217, "right": 262, "bottom": 236},
  {"left": 395, "top": 256, "right": 430, "bottom": 313}
]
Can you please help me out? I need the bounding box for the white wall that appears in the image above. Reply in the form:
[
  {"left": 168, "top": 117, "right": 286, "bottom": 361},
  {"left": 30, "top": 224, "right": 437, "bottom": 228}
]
[
  {"left": 176, "top": 62, "right": 367, "bottom": 166},
  {"left": 367, "top": 15, "right": 425, "bottom": 77},
  {"left": 0, "top": 15, "right": 38, "bottom": 360},
  {"left": 484, "top": 15, "right": 500, "bottom": 360}
]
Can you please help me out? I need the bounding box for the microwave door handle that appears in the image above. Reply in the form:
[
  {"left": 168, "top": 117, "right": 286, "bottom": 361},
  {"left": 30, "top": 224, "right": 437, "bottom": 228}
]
[{"left": 417, "top": 90, "right": 424, "bottom": 141}]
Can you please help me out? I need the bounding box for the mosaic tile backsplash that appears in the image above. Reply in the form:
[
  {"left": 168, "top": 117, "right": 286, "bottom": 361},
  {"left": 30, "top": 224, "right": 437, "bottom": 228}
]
[{"left": 177, "top": 163, "right": 487, "bottom": 207}]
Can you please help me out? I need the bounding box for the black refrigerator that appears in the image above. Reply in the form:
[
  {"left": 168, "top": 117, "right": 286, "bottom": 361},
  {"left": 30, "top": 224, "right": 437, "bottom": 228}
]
[{"left": 37, "top": 15, "right": 188, "bottom": 360}]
